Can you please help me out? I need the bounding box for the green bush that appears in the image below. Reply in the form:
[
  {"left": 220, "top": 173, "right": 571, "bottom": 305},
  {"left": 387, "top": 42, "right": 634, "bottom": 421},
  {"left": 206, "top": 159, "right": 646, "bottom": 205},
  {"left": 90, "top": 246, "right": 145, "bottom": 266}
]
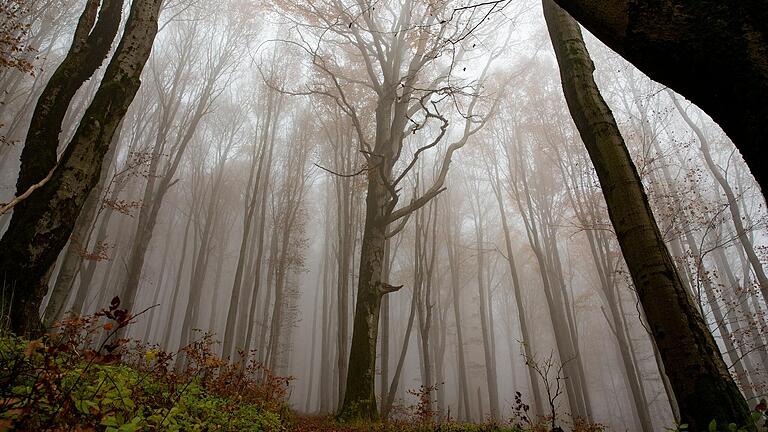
[{"left": 0, "top": 298, "right": 288, "bottom": 431}]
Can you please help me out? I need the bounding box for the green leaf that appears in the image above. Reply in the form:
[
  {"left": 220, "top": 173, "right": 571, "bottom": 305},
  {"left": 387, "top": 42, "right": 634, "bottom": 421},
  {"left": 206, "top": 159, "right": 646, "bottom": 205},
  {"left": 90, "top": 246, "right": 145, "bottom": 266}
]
[
  {"left": 102, "top": 415, "right": 120, "bottom": 428},
  {"left": 709, "top": 419, "right": 718, "bottom": 432}
]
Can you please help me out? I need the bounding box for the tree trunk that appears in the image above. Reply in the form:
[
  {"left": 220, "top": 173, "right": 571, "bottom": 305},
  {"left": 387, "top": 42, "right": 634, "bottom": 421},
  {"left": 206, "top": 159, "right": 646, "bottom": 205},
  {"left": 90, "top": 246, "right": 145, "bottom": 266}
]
[
  {"left": 489, "top": 165, "right": 543, "bottom": 417},
  {"left": 0, "top": 0, "right": 162, "bottom": 336},
  {"left": 338, "top": 177, "right": 390, "bottom": 421},
  {"left": 162, "top": 209, "right": 192, "bottom": 348},
  {"left": 471, "top": 190, "right": 500, "bottom": 420},
  {"left": 379, "top": 240, "right": 391, "bottom": 413},
  {"left": 543, "top": 2, "right": 750, "bottom": 428},
  {"left": 446, "top": 208, "right": 472, "bottom": 421},
  {"left": 43, "top": 122, "right": 121, "bottom": 324},
  {"left": 382, "top": 266, "right": 418, "bottom": 420},
  {"left": 15, "top": 0, "right": 123, "bottom": 196}
]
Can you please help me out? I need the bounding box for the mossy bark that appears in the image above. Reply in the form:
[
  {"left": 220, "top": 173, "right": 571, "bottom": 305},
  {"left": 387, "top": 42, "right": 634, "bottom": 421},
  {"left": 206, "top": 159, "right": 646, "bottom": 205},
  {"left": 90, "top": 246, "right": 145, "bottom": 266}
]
[
  {"left": 551, "top": 0, "right": 768, "bottom": 201},
  {"left": 0, "top": 0, "right": 162, "bottom": 336},
  {"left": 542, "top": 1, "right": 751, "bottom": 430}
]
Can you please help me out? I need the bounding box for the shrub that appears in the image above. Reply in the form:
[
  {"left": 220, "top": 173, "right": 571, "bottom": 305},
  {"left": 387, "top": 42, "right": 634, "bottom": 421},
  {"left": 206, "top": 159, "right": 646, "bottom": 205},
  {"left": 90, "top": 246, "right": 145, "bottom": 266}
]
[{"left": 0, "top": 297, "right": 290, "bottom": 431}]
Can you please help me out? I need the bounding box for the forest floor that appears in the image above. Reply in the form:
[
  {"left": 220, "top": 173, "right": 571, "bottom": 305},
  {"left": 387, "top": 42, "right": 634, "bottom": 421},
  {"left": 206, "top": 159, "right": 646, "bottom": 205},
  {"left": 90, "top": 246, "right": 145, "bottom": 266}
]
[
  {"left": 291, "top": 416, "right": 367, "bottom": 432},
  {"left": 289, "top": 415, "right": 527, "bottom": 432}
]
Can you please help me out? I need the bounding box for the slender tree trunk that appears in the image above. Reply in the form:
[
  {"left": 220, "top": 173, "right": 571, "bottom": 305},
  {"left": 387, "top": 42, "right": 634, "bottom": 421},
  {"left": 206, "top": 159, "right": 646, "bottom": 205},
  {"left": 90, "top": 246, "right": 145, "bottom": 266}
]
[
  {"left": 319, "top": 220, "right": 334, "bottom": 412},
  {"left": 382, "top": 273, "right": 418, "bottom": 420},
  {"left": 446, "top": 210, "right": 472, "bottom": 421},
  {"left": 162, "top": 209, "right": 193, "bottom": 348},
  {"left": 223, "top": 91, "right": 279, "bottom": 359},
  {"left": 489, "top": 165, "right": 543, "bottom": 417},
  {"left": 305, "top": 238, "right": 326, "bottom": 413},
  {"left": 671, "top": 95, "right": 768, "bottom": 304},
  {"left": 471, "top": 191, "right": 500, "bottom": 419}
]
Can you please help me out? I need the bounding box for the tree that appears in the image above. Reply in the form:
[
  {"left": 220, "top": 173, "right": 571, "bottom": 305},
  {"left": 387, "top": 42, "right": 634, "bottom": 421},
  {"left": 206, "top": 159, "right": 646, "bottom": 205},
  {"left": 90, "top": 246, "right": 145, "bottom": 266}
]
[
  {"left": 271, "top": 0, "right": 506, "bottom": 420},
  {"left": 0, "top": 0, "right": 163, "bottom": 335},
  {"left": 542, "top": 1, "right": 751, "bottom": 429},
  {"left": 670, "top": 94, "right": 768, "bottom": 305},
  {"left": 550, "top": 0, "right": 768, "bottom": 201}
]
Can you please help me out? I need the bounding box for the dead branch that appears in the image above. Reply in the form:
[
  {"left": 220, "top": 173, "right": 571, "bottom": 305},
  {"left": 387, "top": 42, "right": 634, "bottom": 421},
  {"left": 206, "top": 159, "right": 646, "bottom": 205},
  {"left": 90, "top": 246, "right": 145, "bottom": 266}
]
[{"left": 0, "top": 167, "right": 55, "bottom": 216}]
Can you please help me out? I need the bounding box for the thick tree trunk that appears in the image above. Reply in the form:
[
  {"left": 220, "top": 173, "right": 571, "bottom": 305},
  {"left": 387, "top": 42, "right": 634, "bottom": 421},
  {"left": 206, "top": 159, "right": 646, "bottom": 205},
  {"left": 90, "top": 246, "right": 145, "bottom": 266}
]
[
  {"left": 16, "top": 0, "right": 123, "bottom": 195},
  {"left": 543, "top": 2, "right": 750, "bottom": 429},
  {"left": 338, "top": 177, "right": 389, "bottom": 421},
  {"left": 379, "top": 240, "right": 391, "bottom": 413},
  {"left": 43, "top": 124, "right": 120, "bottom": 324},
  {"left": 551, "top": 0, "right": 768, "bottom": 200},
  {"left": 0, "top": 0, "right": 161, "bottom": 336}
]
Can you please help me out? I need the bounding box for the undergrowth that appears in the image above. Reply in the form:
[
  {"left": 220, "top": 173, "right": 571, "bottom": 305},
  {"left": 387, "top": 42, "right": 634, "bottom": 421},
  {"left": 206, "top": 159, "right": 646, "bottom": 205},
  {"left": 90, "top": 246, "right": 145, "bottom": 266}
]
[{"left": 0, "top": 297, "right": 291, "bottom": 431}]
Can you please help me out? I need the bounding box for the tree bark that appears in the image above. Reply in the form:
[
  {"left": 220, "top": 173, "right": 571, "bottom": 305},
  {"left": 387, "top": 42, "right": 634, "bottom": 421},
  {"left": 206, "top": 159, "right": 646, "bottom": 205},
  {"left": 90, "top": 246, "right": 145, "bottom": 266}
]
[
  {"left": 470, "top": 187, "right": 501, "bottom": 419},
  {"left": 543, "top": 1, "right": 750, "bottom": 429}
]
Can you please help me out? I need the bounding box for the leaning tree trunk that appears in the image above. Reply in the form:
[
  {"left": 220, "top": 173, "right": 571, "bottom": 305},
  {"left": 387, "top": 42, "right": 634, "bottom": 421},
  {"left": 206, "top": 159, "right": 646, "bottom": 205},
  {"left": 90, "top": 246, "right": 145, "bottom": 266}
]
[
  {"left": 542, "top": 2, "right": 750, "bottom": 429},
  {"left": 551, "top": 0, "right": 768, "bottom": 202},
  {"left": 0, "top": 0, "right": 162, "bottom": 336},
  {"left": 15, "top": 0, "right": 124, "bottom": 196},
  {"left": 42, "top": 124, "right": 120, "bottom": 325}
]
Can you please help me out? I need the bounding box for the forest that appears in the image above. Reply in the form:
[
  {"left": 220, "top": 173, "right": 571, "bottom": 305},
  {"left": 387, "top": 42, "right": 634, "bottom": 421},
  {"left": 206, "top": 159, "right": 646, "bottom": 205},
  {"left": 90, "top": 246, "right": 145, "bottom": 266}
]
[{"left": 0, "top": 0, "right": 767, "bottom": 431}]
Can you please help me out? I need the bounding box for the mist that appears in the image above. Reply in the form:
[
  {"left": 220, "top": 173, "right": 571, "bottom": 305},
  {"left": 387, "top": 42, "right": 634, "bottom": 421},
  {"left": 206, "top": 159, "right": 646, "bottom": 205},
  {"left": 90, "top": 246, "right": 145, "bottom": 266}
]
[{"left": 1, "top": 1, "right": 766, "bottom": 431}]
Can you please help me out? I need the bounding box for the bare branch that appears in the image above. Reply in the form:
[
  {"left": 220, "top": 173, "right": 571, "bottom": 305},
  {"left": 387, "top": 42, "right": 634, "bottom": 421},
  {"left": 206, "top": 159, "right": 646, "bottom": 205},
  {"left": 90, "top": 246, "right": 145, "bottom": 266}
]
[{"left": 0, "top": 167, "right": 55, "bottom": 216}]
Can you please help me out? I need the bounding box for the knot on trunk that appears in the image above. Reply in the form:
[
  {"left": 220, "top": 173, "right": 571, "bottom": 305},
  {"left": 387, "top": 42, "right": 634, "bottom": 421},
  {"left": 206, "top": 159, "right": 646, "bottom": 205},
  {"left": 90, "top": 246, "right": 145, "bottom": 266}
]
[{"left": 377, "top": 282, "right": 403, "bottom": 295}]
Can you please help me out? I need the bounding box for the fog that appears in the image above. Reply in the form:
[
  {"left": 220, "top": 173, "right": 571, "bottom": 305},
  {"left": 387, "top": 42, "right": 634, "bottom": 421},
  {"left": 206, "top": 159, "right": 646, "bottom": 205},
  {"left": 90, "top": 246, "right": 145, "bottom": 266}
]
[{"left": 1, "top": 1, "right": 766, "bottom": 431}]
